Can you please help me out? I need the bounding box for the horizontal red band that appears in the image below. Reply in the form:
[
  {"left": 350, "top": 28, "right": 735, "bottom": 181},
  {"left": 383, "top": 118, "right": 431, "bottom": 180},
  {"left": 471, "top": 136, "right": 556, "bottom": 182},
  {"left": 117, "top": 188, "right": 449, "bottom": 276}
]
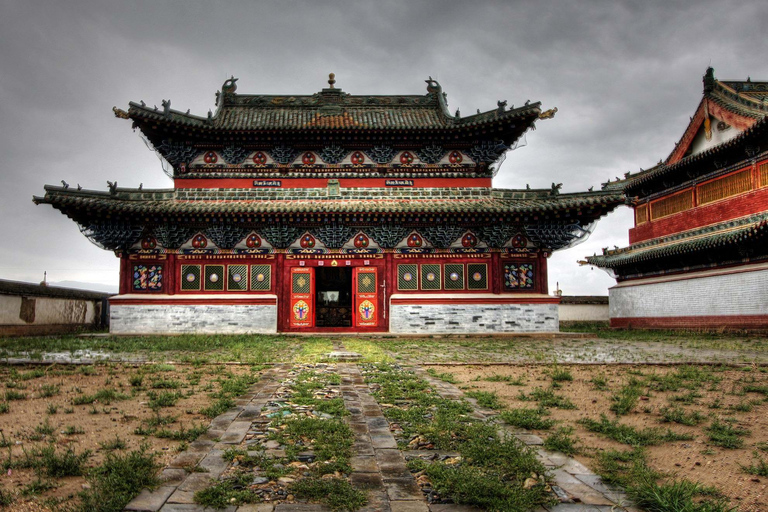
[
  {"left": 110, "top": 298, "right": 277, "bottom": 306},
  {"left": 175, "top": 177, "right": 491, "bottom": 189},
  {"left": 611, "top": 315, "right": 768, "bottom": 329},
  {"left": 390, "top": 297, "right": 560, "bottom": 305}
]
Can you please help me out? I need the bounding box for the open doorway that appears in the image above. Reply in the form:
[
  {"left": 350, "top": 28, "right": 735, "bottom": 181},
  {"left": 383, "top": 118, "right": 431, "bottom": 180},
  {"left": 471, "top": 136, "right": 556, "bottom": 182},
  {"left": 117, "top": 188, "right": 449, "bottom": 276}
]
[{"left": 315, "top": 267, "right": 353, "bottom": 327}]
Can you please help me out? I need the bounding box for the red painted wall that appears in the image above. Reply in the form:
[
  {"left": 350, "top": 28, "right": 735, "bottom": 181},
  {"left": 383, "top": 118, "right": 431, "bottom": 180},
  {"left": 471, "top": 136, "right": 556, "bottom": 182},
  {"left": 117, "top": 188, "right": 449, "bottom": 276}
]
[
  {"left": 630, "top": 185, "right": 768, "bottom": 244},
  {"left": 175, "top": 177, "right": 492, "bottom": 189}
]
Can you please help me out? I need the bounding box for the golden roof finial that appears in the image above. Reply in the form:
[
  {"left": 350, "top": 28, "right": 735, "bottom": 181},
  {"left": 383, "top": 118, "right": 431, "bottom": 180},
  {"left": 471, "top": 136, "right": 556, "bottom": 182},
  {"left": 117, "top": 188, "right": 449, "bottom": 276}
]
[{"left": 328, "top": 73, "right": 336, "bottom": 89}]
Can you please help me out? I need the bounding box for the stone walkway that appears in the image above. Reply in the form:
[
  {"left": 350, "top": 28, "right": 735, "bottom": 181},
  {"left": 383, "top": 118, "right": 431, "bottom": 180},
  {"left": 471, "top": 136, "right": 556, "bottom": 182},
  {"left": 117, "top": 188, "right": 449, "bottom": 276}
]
[{"left": 125, "top": 362, "right": 638, "bottom": 512}]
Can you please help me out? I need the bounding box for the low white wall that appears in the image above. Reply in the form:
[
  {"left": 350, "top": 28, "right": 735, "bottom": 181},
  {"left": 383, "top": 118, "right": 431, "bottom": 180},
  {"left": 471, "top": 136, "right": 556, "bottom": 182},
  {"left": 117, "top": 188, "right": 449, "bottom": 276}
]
[
  {"left": 110, "top": 304, "right": 278, "bottom": 334},
  {"left": 0, "top": 295, "right": 97, "bottom": 325},
  {"left": 610, "top": 266, "right": 768, "bottom": 319},
  {"left": 389, "top": 302, "right": 559, "bottom": 334},
  {"left": 559, "top": 304, "right": 609, "bottom": 322}
]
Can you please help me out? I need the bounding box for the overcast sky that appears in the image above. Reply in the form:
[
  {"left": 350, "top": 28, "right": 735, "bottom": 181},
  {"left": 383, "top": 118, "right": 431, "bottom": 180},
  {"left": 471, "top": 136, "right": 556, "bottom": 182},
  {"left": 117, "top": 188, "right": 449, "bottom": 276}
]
[{"left": 1, "top": 0, "right": 765, "bottom": 294}]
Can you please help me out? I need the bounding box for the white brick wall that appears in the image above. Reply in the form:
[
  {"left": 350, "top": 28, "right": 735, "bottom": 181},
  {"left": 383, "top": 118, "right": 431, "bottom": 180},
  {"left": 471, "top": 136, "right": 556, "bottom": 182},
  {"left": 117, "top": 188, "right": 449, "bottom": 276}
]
[
  {"left": 610, "top": 267, "right": 768, "bottom": 318},
  {"left": 389, "top": 303, "right": 558, "bottom": 334},
  {"left": 110, "top": 304, "right": 278, "bottom": 334}
]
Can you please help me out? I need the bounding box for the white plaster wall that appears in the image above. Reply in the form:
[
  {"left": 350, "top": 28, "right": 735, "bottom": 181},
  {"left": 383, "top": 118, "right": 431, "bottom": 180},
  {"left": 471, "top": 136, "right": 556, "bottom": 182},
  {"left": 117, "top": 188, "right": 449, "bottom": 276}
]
[
  {"left": 390, "top": 303, "right": 558, "bottom": 334},
  {"left": 559, "top": 304, "right": 609, "bottom": 322},
  {"left": 110, "top": 304, "right": 278, "bottom": 334},
  {"left": 0, "top": 296, "right": 96, "bottom": 325},
  {"left": 610, "top": 268, "right": 768, "bottom": 318},
  {"left": 0, "top": 296, "right": 22, "bottom": 324}
]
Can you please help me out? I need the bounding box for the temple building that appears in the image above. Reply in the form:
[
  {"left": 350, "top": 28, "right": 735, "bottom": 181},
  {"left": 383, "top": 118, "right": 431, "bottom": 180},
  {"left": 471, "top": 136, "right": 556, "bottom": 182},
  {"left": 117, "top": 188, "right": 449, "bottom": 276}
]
[
  {"left": 35, "top": 75, "right": 622, "bottom": 334},
  {"left": 586, "top": 68, "right": 768, "bottom": 330}
]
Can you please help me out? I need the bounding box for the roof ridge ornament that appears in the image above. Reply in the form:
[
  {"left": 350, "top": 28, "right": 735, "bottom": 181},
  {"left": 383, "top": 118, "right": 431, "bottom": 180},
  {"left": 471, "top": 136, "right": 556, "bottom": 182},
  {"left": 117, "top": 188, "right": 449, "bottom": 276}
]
[
  {"left": 222, "top": 76, "right": 238, "bottom": 94},
  {"left": 328, "top": 73, "right": 336, "bottom": 89},
  {"left": 703, "top": 66, "right": 715, "bottom": 93},
  {"left": 425, "top": 77, "right": 441, "bottom": 94}
]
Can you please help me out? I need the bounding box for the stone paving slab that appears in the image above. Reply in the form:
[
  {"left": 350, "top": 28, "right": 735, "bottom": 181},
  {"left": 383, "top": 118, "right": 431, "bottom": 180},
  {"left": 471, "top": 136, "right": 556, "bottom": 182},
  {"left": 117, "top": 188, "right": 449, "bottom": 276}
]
[{"left": 125, "top": 486, "right": 176, "bottom": 511}]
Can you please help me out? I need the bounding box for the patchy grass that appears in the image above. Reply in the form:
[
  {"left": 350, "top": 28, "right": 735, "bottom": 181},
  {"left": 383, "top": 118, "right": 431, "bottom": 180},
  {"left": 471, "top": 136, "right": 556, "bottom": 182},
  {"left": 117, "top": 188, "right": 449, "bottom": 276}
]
[
  {"left": 426, "top": 368, "right": 458, "bottom": 384},
  {"left": 291, "top": 477, "right": 368, "bottom": 511},
  {"left": 498, "top": 408, "right": 555, "bottom": 430},
  {"left": 464, "top": 390, "right": 503, "bottom": 410},
  {"left": 706, "top": 419, "right": 750, "bottom": 449},
  {"left": 658, "top": 405, "right": 706, "bottom": 426},
  {"left": 543, "top": 426, "right": 578, "bottom": 456},
  {"left": 519, "top": 386, "right": 577, "bottom": 409},
  {"left": 610, "top": 378, "right": 644, "bottom": 416},
  {"left": 579, "top": 415, "right": 694, "bottom": 447}
]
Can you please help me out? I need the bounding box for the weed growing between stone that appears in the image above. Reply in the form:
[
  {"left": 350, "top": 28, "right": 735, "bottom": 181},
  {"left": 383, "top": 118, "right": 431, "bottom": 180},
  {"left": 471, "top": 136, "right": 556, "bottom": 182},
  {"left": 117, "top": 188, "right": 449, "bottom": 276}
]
[
  {"left": 578, "top": 414, "right": 694, "bottom": 447},
  {"left": 362, "top": 363, "right": 554, "bottom": 510},
  {"left": 194, "top": 365, "right": 366, "bottom": 511},
  {"left": 498, "top": 408, "right": 555, "bottom": 430}
]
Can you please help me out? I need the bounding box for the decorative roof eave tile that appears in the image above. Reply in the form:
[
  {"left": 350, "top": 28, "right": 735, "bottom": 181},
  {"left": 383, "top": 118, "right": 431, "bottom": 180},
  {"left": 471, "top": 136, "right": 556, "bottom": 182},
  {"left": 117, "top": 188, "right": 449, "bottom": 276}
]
[
  {"left": 125, "top": 101, "right": 542, "bottom": 135},
  {"left": 33, "top": 185, "right": 624, "bottom": 219},
  {"left": 585, "top": 212, "right": 768, "bottom": 269},
  {"left": 623, "top": 116, "right": 768, "bottom": 193}
]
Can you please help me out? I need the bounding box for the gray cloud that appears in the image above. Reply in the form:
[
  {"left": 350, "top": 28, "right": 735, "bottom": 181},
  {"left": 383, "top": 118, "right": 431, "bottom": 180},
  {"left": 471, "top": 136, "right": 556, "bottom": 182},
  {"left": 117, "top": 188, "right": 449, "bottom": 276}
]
[{"left": 1, "top": 0, "right": 764, "bottom": 293}]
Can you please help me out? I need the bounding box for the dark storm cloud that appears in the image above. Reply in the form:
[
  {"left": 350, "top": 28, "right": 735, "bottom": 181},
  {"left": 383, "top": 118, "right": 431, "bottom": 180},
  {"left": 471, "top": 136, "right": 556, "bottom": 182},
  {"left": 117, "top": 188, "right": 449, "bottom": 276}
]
[{"left": 1, "top": 0, "right": 765, "bottom": 293}]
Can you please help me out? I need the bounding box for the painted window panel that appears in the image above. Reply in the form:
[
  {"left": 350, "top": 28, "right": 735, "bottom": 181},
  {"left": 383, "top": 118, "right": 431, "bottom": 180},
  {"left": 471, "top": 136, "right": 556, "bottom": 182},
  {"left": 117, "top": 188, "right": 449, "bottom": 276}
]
[
  {"left": 292, "top": 272, "right": 310, "bottom": 294},
  {"left": 181, "top": 265, "right": 201, "bottom": 291},
  {"left": 467, "top": 263, "right": 488, "bottom": 290},
  {"left": 397, "top": 264, "right": 418, "bottom": 291},
  {"left": 635, "top": 204, "right": 648, "bottom": 225},
  {"left": 250, "top": 264, "right": 272, "bottom": 291},
  {"left": 204, "top": 265, "right": 225, "bottom": 291},
  {"left": 357, "top": 271, "right": 376, "bottom": 294},
  {"left": 133, "top": 264, "right": 163, "bottom": 291},
  {"left": 650, "top": 190, "right": 693, "bottom": 220},
  {"left": 697, "top": 169, "right": 752, "bottom": 205},
  {"left": 504, "top": 263, "right": 535, "bottom": 290},
  {"left": 444, "top": 263, "right": 464, "bottom": 290},
  {"left": 758, "top": 162, "right": 768, "bottom": 188},
  {"left": 420, "top": 264, "right": 441, "bottom": 290},
  {"left": 228, "top": 264, "right": 248, "bottom": 291}
]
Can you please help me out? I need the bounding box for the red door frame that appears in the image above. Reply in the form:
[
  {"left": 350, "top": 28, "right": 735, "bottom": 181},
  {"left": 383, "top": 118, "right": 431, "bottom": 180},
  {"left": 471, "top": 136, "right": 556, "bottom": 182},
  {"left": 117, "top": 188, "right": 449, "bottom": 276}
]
[{"left": 278, "top": 255, "right": 387, "bottom": 333}]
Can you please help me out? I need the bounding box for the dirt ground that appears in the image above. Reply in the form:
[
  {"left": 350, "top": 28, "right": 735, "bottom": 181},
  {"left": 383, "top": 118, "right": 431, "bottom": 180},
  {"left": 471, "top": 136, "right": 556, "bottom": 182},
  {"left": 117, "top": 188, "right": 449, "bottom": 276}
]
[
  {"left": 0, "top": 363, "right": 260, "bottom": 511},
  {"left": 431, "top": 363, "right": 768, "bottom": 512}
]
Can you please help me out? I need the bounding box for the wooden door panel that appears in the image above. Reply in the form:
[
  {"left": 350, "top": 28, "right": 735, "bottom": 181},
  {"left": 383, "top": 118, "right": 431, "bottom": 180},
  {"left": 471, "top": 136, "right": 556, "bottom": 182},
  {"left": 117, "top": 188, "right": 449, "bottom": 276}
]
[
  {"left": 354, "top": 267, "right": 378, "bottom": 327},
  {"left": 290, "top": 267, "right": 314, "bottom": 328}
]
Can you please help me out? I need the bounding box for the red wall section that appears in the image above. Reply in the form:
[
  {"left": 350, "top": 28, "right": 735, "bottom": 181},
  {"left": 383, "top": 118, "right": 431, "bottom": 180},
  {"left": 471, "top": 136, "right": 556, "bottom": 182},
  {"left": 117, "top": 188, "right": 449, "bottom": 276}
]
[
  {"left": 630, "top": 186, "right": 768, "bottom": 243},
  {"left": 175, "top": 177, "right": 492, "bottom": 189},
  {"left": 612, "top": 315, "right": 768, "bottom": 330}
]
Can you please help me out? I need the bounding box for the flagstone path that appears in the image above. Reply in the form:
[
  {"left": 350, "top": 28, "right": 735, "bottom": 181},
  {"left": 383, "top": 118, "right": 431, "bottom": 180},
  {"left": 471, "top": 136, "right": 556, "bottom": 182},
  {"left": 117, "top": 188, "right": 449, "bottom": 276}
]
[{"left": 125, "top": 360, "right": 639, "bottom": 512}]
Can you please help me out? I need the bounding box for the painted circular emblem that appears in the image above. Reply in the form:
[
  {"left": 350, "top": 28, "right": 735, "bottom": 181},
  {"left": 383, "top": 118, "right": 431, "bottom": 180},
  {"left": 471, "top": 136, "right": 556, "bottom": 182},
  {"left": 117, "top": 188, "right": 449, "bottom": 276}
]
[
  {"left": 462, "top": 233, "right": 478, "bottom": 248},
  {"left": 186, "top": 273, "right": 196, "bottom": 282},
  {"left": 426, "top": 272, "right": 436, "bottom": 282},
  {"left": 192, "top": 234, "right": 208, "bottom": 249},
  {"left": 402, "top": 272, "right": 413, "bottom": 282},
  {"left": 472, "top": 272, "right": 483, "bottom": 282},
  {"left": 351, "top": 151, "right": 365, "bottom": 165},
  {"left": 141, "top": 236, "right": 157, "bottom": 250},
  {"left": 256, "top": 273, "right": 265, "bottom": 282},
  {"left": 359, "top": 300, "right": 375, "bottom": 320},
  {"left": 449, "top": 272, "right": 460, "bottom": 282},
  {"left": 300, "top": 234, "right": 316, "bottom": 248},
  {"left": 209, "top": 273, "right": 219, "bottom": 283},
  {"left": 449, "top": 151, "right": 463, "bottom": 164},
  {"left": 203, "top": 151, "right": 218, "bottom": 164},
  {"left": 302, "top": 152, "right": 316, "bottom": 165},
  {"left": 407, "top": 233, "right": 423, "bottom": 247},
  {"left": 232, "top": 273, "right": 242, "bottom": 283},
  {"left": 293, "top": 300, "right": 309, "bottom": 321},
  {"left": 253, "top": 152, "right": 267, "bottom": 165},
  {"left": 511, "top": 234, "right": 527, "bottom": 249},
  {"left": 354, "top": 234, "right": 369, "bottom": 248},
  {"left": 400, "top": 151, "right": 414, "bottom": 165},
  {"left": 246, "top": 233, "right": 262, "bottom": 248}
]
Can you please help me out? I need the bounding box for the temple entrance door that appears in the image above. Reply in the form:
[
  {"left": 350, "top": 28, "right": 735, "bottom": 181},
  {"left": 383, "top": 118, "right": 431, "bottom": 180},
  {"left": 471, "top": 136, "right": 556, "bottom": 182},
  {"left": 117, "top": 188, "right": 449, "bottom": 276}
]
[
  {"left": 315, "top": 267, "right": 353, "bottom": 328},
  {"left": 289, "top": 267, "right": 314, "bottom": 328},
  {"left": 353, "top": 267, "right": 378, "bottom": 328}
]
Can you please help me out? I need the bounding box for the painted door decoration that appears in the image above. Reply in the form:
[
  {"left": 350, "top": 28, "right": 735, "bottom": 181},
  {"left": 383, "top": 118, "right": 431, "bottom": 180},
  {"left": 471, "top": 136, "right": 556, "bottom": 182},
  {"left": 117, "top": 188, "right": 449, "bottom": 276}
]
[
  {"left": 290, "top": 267, "right": 314, "bottom": 328},
  {"left": 354, "top": 267, "right": 378, "bottom": 327}
]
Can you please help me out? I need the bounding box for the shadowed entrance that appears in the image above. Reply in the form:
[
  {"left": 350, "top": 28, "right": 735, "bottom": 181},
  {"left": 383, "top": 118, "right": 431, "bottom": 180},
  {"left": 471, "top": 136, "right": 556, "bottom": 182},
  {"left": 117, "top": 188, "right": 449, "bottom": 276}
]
[{"left": 315, "top": 267, "right": 353, "bottom": 327}]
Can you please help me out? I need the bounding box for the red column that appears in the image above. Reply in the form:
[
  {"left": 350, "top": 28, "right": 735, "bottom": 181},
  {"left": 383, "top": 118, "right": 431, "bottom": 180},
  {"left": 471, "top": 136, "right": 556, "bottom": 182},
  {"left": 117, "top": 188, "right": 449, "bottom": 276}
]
[
  {"left": 166, "top": 254, "right": 176, "bottom": 295},
  {"left": 119, "top": 257, "right": 128, "bottom": 295},
  {"left": 491, "top": 252, "right": 501, "bottom": 294}
]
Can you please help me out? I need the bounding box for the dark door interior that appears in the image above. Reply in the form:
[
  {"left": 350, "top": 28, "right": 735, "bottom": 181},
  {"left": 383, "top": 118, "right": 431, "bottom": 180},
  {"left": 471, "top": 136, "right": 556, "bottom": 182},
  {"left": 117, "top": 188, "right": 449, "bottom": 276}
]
[{"left": 315, "top": 267, "right": 353, "bottom": 327}]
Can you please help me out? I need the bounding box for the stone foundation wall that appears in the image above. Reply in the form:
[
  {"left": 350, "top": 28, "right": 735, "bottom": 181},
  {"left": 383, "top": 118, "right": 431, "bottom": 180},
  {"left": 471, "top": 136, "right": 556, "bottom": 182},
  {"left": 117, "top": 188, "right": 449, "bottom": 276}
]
[
  {"left": 610, "top": 265, "right": 768, "bottom": 329},
  {"left": 110, "top": 304, "right": 278, "bottom": 334},
  {"left": 389, "top": 303, "right": 559, "bottom": 334}
]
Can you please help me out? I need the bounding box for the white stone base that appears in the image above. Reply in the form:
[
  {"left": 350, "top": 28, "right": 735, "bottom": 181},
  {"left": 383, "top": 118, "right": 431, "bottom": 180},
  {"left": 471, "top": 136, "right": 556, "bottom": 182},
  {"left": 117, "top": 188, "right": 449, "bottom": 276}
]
[
  {"left": 110, "top": 303, "right": 278, "bottom": 334},
  {"left": 389, "top": 295, "right": 559, "bottom": 334},
  {"left": 609, "top": 263, "right": 768, "bottom": 328}
]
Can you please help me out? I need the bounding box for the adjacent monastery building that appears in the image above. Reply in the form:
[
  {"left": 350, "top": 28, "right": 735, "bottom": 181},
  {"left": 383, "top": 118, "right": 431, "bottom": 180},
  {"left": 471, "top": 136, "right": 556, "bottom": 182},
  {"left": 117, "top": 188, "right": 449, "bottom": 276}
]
[
  {"left": 586, "top": 68, "right": 768, "bottom": 330},
  {"left": 36, "top": 75, "right": 622, "bottom": 334}
]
